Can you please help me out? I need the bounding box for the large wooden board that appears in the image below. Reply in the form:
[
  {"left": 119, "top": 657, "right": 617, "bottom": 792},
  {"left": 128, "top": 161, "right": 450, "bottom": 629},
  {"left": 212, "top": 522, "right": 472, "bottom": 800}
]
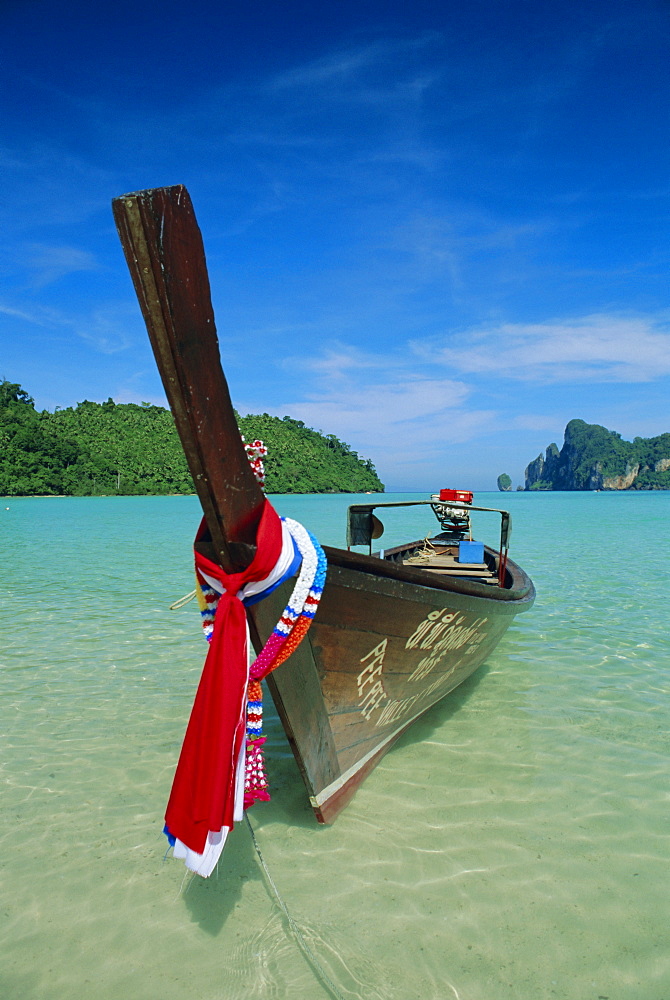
[{"left": 112, "top": 186, "right": 264, "bottom": 572}]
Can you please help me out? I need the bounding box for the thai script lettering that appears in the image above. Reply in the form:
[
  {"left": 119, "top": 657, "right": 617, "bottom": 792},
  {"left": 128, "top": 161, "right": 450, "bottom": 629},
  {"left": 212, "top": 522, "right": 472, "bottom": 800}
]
[
  {"left": 357, "top": 638, "right": 388, "bottom": 721},
  {"left": 406, "top": 609, "right": 460, "bottom": 650},
  {"left": 357, "top": 609, "right": 489, "bottom": 726},
  {"left": 408, "top": 613, "right": 488, "bottom": 682}
]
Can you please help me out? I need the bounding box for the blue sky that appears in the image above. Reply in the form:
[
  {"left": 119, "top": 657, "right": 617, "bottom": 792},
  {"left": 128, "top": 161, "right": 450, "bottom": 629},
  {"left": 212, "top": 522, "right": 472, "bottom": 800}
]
[{"left": 1, "top": 0, "right": 669, "bottom": 490}]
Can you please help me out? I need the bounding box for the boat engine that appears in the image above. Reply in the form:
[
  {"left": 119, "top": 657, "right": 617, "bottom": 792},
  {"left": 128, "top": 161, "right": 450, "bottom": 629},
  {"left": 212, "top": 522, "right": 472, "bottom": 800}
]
[{"left": 430, "top": 488, "right": 473, "bottom": 543}]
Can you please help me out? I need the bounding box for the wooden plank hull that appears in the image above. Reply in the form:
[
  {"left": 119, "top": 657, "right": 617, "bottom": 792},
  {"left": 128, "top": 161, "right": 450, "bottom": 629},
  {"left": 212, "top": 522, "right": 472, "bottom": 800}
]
[{"left": 250, "top": 545, "right": 534, "bottom": 822}]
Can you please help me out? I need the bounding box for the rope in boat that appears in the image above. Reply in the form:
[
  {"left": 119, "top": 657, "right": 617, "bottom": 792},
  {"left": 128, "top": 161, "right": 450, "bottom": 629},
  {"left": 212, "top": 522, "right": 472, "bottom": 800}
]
[
  {"left": 169, "top": 589, "right": 197, "bottom": 610},
  {"left": 244, "top": 813, "right": 353, "bottom": 1000},
  {"left": 403, "top": 536, "right": 437, "bottom": 564}
]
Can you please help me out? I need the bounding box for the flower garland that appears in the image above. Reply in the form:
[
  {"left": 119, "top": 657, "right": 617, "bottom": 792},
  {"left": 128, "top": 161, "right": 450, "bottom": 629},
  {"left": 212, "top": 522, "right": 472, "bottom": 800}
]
[
  {"left": 242, "top": 436, "right": 268, "bottom": 487},
  {"left": 196, "top": 516, "right": 327, "bottom": 809}
]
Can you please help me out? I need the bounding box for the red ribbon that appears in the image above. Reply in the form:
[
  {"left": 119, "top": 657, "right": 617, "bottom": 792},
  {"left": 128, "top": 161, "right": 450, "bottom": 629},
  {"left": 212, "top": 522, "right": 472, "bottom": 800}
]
[{"left": 164, "top": 499, "right": 283, "bottom": 854}]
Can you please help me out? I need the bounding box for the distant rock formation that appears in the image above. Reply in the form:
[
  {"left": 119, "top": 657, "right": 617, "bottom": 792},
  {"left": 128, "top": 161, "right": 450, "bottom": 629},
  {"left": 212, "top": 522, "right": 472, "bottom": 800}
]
[
  {"left": 497, "top": 473, "right": 512, "bottom": 491},
  {"left": 524, "top": 419, "right": 670, "bottom": 491}
]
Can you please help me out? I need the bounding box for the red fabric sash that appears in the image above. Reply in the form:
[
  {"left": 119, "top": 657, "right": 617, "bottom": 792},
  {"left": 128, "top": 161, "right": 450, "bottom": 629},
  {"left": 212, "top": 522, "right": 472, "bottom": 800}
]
[{"left": 164, "top": 499, "right": 283, "bottom": 854}]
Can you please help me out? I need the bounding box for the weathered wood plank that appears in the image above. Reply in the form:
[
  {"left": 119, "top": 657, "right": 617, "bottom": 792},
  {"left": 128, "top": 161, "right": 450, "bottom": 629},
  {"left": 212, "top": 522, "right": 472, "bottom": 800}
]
[{"left": 112, "top": 185, "right": 264, "bottom": 572}]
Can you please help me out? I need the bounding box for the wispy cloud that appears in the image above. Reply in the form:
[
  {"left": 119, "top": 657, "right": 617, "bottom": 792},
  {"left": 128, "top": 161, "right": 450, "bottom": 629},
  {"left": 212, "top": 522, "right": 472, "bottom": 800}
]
[
  {"left": 0, "top": 300, "right": 64, "bottom": 326},
  {"left": 376, "top": 210, "right": 552, "bottom": 300},
  {"left": 23, "top": 243, "right": 99, "bottom": 287},
  {"left": 255, "top": 380, "right": 495, "bottom": 472},
  {"left": 241, "top": 340, "right": 494, "bottom": 471},
  {"left": 199, "top": 32, "right": 445, "bottom": 181},
  {"left": 73, "top": 305, "right": 140, "bottom": 355},
  {"left": 268, "top": 35, "right": 441, "bottom": 95},
  {"left": 294, "top": 343, "right": 403, "bottom": 380},
  {"left": 0, "top": 143, "right": 113, "bottom": 232},
  {"left": 1, "top": 297, "right": 139, "bottom": 355},
  {"left": 417, "top": 314, "right": 670, "bottom": 383}
]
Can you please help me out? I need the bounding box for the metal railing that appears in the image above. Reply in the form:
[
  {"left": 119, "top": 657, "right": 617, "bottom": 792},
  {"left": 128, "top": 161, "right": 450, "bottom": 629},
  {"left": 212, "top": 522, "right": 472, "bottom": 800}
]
[{"left": 346, "top": 499, "right": 511, "bottom": 587}]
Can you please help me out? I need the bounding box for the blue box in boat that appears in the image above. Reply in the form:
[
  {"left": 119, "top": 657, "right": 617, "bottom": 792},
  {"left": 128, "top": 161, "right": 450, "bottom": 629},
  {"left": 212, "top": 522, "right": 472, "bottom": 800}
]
[{"left": 458, "top": 540, "right": 484, "bottom": 563}]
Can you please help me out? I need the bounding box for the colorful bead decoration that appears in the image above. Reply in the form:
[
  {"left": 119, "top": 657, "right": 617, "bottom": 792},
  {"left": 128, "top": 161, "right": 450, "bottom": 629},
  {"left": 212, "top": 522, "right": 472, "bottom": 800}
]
[{"left": 250, "top": 517, "right": 327, "bottom": 680}]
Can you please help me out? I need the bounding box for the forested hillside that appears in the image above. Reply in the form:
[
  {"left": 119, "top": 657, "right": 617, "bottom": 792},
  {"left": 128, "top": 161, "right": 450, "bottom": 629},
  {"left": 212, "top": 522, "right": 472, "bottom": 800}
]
[
  {"left": 525, "top": 419, "right": 670, "bottom": 491},
  {"left": 0, "top": 380, "right": 384, "bottom": 496}
]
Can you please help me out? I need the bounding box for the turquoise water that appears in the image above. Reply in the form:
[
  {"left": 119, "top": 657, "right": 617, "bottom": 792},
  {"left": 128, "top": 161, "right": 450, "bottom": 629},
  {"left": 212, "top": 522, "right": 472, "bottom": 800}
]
[{"left": 1, "top": 491, "right": 668, "bottom": 1000}]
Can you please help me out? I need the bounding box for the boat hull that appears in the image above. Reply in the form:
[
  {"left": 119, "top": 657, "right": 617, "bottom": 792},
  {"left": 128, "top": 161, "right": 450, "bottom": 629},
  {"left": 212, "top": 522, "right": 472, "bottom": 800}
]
[{"left": 250, "top": 545, "right": 534, "bottom": 823}]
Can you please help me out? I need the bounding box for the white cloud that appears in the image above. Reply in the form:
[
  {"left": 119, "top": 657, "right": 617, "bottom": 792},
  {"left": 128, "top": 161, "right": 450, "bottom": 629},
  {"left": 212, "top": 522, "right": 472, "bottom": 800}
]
[
  {"left": 74, "top": 306, "right": 138, "bottom": 355},
  {"left": 1, "top": 297, "right": 138, "bottom": 355},
  {"left": 296, "top": 344, "right": 379, "bottom": 379},
  {"left": 26, "top": 244, "right": 99, "bottom": 284},
  {"left": 419, "top": 314, "right": 670, "bottom": 383},
  {"left": 262, "top": 394, "right": 497, "bottom": 472},
  {"left": 287, "top": 377, "right": 470, "bottom": 428},
  {"left": 0, "top": 302, "right": 55, "bottom": 325},
  {"left": 242, "top": 342, "right": 497, "bottom": 472},
  {"left": 268, "top": 35, "right": 440, "bottom": 94}
]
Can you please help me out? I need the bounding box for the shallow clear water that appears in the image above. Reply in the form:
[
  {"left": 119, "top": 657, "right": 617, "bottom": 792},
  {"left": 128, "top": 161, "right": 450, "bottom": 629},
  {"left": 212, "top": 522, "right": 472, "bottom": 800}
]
[{"left": 1, "top": 491, "right": 668, "bottom": 1000}]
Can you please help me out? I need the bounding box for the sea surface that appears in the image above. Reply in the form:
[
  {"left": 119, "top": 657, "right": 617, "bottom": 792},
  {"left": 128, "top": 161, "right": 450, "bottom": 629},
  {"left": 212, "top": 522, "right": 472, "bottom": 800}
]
[{"left": 1, "top": 491, "right": 668, "bottom": 1000}]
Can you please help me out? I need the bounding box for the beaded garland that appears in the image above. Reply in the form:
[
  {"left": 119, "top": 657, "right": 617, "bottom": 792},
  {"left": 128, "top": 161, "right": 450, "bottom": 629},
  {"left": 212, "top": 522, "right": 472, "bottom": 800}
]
[
  {"left": 195, "top": 516, "right": 327, "bottom": 809},
  {"left": 251, "top": 518, "right": 327, "bottom": 680}
]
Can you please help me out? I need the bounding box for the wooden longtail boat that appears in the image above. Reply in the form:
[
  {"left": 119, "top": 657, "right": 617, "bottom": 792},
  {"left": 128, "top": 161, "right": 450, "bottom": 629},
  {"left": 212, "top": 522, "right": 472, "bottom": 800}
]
[{"left": 112, "top": 186, "right": 535, "bottom": 826}]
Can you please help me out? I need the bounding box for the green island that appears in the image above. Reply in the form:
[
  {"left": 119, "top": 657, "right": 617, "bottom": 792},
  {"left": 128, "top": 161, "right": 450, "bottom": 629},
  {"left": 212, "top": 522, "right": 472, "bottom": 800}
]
[
  {"left": 523, "top": 419, "right": 670, "bottom": 491},
  {"left": 0, "top": 380, "right": 384, "bottom": 496}
]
